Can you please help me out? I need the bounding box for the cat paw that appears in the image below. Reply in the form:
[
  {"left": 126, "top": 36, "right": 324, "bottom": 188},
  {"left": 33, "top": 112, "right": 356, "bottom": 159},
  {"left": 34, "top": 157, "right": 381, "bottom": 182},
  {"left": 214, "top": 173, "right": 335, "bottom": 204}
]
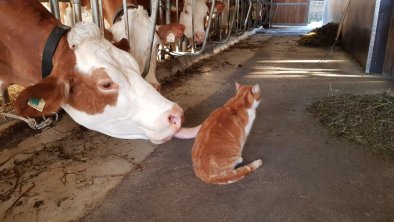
[{"left": 252, "top": 159, "right": 263, "bottom": 169}]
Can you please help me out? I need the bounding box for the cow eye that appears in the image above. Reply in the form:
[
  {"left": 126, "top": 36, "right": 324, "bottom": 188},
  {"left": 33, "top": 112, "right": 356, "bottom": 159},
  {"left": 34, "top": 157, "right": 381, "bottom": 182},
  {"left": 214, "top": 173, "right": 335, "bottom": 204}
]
[
  {"left": 184, "top": 10, "right": 189, "bottom": 15},
  {"left": 102, "top": 82, "right": 112, "bottom": 88},
  {"left": 99, "top": 80, "right": 117, "bottom": 91}
]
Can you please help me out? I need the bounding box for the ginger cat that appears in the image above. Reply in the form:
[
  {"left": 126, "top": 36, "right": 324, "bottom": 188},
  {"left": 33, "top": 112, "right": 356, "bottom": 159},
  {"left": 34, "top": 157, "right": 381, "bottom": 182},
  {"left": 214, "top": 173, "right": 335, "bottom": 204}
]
[{"left": 192, "top": 82, "right": 263, "bottom": 185}]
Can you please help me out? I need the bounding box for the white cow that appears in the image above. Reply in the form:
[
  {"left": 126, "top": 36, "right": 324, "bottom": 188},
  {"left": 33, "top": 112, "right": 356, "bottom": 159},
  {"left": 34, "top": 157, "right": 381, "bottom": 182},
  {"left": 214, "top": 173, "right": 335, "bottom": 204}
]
[{"left": 61, "top": 2, "right": 187, "bottom": 90}]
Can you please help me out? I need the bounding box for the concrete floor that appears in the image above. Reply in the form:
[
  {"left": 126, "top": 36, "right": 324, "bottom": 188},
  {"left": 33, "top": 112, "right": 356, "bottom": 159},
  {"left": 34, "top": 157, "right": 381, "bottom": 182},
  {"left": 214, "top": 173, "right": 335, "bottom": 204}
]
[{"left": 82, "top": 34, "right": 394, "bottom": 221}]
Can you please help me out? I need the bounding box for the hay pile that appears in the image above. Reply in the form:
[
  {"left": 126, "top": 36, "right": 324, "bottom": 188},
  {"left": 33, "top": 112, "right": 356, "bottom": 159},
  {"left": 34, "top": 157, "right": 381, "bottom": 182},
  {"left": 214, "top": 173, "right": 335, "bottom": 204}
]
[
  {"left": 307, "top": 93, "right": 394, "bottom": 160},
  {"left": 298, "top": 23, "right": 340, "bottom": 47},
  {"left": 0, "top": 85, "right": 24, "bottom": 114}
]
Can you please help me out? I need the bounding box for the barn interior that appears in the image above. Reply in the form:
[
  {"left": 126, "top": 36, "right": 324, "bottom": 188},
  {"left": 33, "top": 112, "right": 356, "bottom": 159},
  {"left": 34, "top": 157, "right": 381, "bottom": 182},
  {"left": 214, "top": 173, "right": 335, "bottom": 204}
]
[{"left": 0, "top": 1, "right": 393, "bottom": 221}]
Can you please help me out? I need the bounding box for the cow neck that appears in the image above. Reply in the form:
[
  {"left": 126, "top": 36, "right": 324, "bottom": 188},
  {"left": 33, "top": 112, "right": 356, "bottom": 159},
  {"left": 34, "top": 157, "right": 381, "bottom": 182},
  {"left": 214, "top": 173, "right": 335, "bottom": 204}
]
[
  {"left": 50, "top": 33, "right": 78, "bottom": 83},
  {"left": 42, "top": 24, "right": 71, "bottom": 79},
  {"left": 100, "top": 0, "right": 139, "bottom": 25},
  {"left": 112, "top": 2, "right": 138, "bottom": 24}
]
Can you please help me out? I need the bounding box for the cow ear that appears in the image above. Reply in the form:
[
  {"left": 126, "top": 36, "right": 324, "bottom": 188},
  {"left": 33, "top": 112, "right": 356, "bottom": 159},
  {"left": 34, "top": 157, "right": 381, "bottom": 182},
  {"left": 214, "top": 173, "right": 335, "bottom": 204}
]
[{"left": 13, "top": 76, "right": 68, "bottom": 117}]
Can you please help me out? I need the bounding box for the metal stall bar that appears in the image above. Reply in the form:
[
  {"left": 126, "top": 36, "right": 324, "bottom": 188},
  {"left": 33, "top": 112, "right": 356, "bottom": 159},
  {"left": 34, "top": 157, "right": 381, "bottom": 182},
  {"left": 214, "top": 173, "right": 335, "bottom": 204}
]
[
  {"left": 49, "top": 0, "right": 61, "bottom": 20},
  {"left": 71, "top": 0, "right": 82, "bottom": 25},
  {"left": 209, "top": 0, "right": 238, "bottom": 44},
  {"left": 142, "top": 0, "right": 159, "bottom": 77},
  {"left": 257, "top": 0, "right": 266, "bottom": 27},
  {"left": 166, "top": 0, "right": 171, "bottom": 24},
  {"left": 169, "top": 0, "right": 217, "bottom": 56},
  {"left": 90, "top": 0, "right": 105, "bottom": 34},
  {"left": 243, "top": 0, "right": 252, "bottom": 30},
  {"left": 176, "top": 0, "right": 179, "bottom": 22},
  {"left": 123, "top": 0, "right": 130, "bottom": 43},
  {"left": 234, "top": 0, "right": 246, "bottom": 36},
  {"left": 191, "top": 0, "right": 196, "bottom": 52},
  {"left": 40, "top": 0, "right": 81, "bottom": 24}
]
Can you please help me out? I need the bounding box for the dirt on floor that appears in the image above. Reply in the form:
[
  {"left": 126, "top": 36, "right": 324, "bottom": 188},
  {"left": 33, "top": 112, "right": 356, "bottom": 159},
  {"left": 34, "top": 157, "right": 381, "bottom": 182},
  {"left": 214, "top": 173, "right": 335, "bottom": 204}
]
[{"left": 0, "top": 116, "right": 156, "bottom": 222}]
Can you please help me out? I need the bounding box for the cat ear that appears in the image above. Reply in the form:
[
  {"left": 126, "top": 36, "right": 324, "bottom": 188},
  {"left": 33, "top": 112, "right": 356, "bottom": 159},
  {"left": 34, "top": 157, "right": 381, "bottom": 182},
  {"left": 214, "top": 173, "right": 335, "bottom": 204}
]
[
  {"left": 252, "top": 84, "right": 260, "bottom": 94},
  {"left": 235, "top": 81, "right": 241, "bottom": 90}
]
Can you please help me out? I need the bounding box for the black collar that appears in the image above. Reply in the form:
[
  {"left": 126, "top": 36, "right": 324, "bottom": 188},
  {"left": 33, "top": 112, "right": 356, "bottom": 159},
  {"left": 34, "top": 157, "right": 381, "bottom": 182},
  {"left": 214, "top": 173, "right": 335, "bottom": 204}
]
[
  {"left": 113, "top": 3, "right": 138, "bottom": 24},
  {"left": 42, "top": 24, "right": 71, "bottom": 79}
]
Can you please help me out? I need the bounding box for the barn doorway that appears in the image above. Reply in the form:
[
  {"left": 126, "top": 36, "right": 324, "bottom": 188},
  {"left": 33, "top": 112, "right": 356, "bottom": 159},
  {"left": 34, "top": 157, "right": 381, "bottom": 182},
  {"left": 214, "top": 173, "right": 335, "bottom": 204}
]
[
  {"left": 269, "top": 0, "right": 325, "bottom": 28},
  {"left": 308, "top": 0, "right": 325, "bottom": 28}
]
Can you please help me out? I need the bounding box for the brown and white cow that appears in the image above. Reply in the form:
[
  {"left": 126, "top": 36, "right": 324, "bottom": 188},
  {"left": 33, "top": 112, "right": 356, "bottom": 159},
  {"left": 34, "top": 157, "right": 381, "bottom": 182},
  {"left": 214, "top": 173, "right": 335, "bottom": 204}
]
[
  {"left": 61, "top": 0, "right": 225, "bottom": 89},
  {"left": 0, "top": 0, "right": 184, "bottom": 144},
  {"left": 180, "top": 0, "right": 226, "bottom": 44},
  {"left": 61, "top": 0, "right": 185, "bottom": 90},
  {"left": 103, "top": 0, "right": 185, "bottom": 90}
]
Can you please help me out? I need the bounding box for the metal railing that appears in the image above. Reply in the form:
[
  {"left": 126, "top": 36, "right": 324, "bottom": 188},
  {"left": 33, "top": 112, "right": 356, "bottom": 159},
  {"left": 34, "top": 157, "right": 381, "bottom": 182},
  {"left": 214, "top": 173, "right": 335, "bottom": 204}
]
[
  {"left": 42, "top": 0, "right": 266, "bottom": 65},
  {"left": 167, "top": 0, "right": 217, "bottom": 56},
  {"left": 208, "top": 0, "right": 238, "bottom": 44}
]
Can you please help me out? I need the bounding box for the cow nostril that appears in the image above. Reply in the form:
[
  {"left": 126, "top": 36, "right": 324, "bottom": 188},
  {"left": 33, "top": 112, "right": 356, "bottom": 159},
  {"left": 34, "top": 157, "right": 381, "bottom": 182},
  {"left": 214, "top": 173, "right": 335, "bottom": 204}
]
[
  {"left": 168, "top": 115, "right": 176, "bottom": 125},
  {"left": 168, "top": 113, "right": 182, "bottom": 128},
  {"left": 102, "top": 82, "right": 112, "bottom": 88}
]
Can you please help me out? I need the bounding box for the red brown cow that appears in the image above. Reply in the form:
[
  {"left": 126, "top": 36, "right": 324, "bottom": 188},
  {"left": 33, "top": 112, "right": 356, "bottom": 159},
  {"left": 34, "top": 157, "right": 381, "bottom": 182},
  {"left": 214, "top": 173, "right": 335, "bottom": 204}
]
[{"left": 0, "top": 0, "right": 184, "bottom": 144}]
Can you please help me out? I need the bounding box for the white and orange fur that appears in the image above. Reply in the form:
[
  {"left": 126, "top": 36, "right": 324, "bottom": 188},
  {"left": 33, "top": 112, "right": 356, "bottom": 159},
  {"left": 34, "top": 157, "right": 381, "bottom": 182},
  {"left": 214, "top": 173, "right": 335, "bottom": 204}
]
[{"left": 192, "top": 82, "right": 263, "bottom": 185}]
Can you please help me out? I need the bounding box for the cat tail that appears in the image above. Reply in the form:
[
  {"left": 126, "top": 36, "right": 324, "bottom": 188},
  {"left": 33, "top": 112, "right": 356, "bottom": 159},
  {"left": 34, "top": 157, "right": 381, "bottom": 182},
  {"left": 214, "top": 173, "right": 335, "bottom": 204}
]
[{"left": 205, "top": 159, "right": 263, "bottom": 185}]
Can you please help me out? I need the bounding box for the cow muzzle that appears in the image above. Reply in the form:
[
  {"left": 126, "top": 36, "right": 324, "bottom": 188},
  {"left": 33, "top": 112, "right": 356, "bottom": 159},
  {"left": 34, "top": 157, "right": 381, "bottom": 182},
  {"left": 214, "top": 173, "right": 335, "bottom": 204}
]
[
  {"left": 193, "top": 32, "right": 205, "bottom": 44},
  {"left": 148, "top": 104, "right": 184, "bottom": 144},
  {"left": 165, "top": 104, "right": 184, "bottom": 130}
]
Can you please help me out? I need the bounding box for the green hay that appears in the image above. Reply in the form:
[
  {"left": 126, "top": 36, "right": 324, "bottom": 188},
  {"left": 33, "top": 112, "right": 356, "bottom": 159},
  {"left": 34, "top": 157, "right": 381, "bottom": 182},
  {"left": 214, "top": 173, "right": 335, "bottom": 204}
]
[
  {"left": 298, "top": 23, "right": 340, "bottom": 47},
  {"left": 307, "top": 93, "right": 394, "bottom": 160}
]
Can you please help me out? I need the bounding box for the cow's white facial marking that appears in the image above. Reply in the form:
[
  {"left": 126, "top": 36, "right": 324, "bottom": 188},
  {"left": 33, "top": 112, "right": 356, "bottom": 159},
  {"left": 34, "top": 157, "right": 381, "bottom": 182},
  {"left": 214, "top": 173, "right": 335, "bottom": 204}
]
[
  {"left": 63, "top": 22, "right": 182, "bottom": 143},
  {"left": 180, "top": 0, "right": 208, "bottom": 44}
]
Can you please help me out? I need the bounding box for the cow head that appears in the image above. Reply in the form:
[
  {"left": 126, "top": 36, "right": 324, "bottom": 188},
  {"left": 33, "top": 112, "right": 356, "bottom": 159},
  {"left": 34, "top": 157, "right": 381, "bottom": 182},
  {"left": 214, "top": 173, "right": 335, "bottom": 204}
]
[
  {"left": 109, "top": 6, "right": 163, "bottom": 90},
  {"left": 14, "top": 23, "right": 183, "bottom": 144},
  {"left": 180, "top": 0, "right": 209, "bottom": 44}
]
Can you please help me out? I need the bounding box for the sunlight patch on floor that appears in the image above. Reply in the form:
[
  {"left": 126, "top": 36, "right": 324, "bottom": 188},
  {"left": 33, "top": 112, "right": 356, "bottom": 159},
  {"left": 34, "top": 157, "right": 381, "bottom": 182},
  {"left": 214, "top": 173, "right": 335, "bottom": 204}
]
[{"left": 256, "top": 59, "right": 348, "bottom": 64}]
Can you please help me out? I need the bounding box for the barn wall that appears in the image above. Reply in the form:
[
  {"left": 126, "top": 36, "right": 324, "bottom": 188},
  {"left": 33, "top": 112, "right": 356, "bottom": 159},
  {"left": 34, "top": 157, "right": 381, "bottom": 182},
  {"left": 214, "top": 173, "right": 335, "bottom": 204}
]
[
  {"left": 369, "top": 0, "right": 394, "bottom": 74},
  {"left": 323, "top": 0, "right": 394, "bottom": 73},
  {"left": 322, "top": 0, "right": 376, "bottom": 68},
  {"left": 383, "top": 7, "right": 394, "bottom": 76},
  {"left": 322, "top": 0, "right": 347, "bottom": 24},
  {"left": 271, "top": 0, "right": 309, "bottom": 25}
]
